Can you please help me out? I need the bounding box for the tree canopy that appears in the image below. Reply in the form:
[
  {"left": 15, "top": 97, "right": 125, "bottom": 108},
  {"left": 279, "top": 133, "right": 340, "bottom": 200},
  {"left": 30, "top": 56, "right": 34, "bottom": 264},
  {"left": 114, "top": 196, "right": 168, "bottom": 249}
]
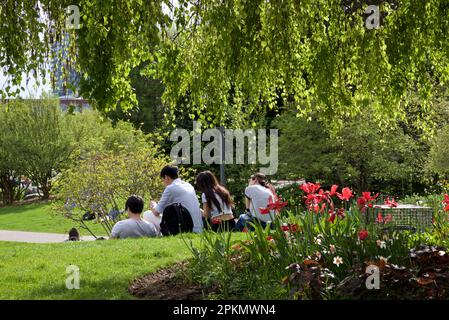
[{"left": 1, "top": 0, "right": 448, "bottom": 129}]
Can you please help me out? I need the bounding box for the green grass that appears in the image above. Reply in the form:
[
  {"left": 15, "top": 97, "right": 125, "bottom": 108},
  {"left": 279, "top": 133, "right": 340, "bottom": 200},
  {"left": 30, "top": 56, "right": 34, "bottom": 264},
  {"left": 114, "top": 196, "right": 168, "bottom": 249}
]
[
  {"left": 0, "top": 202, "right": 107, "bottom": 236},
  {"left": 0, "top": 235, "right": 201, "bottom": 299}
]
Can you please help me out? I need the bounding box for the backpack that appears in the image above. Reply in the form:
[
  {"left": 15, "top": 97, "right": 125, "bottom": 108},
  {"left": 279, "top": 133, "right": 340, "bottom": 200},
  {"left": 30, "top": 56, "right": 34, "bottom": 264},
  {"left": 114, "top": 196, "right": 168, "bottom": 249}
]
[
  {"left": 82, "top": 211, "right": 96, "bottom": 221},
  {"left": 160, "top": 203, "right": 194, "bottom": 236}
]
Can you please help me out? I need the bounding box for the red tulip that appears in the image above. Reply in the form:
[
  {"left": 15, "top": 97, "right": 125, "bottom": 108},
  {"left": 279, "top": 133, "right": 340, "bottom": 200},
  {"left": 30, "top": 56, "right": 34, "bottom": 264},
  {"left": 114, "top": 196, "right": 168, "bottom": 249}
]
[
  {"left": 443, "top": 194, "right": 449, "bottom": 212},
  {"left": 328, "top": 185, "right": 339, "bottom": 196},
  {"left": 289, "top": 223, "right": 300, "bottom": 233},
  {"left": 362, "top": 192, "right": 379, "bottom": 202},
  {"left": 384, "top": 197, "right": 398, "bottom": 208},
  {"left": 328, "top": 208, "right": 345, "bottom": 223},
  {"left": 259, "top": 197, "right": 288, "bottom": 214},
  {"left": 300, "top": 182, "right": 321, "bottom": 194},
  {"left": 259, "top": 207, "right": 271, "bottom": 214},
  {"left": 328, "top": 211, "right": 337, "bottom": 223},
  {"left": 384, "top": 214, "right": 393, "bottom": 224},
  {"left": 376, "top": 213, "right": 384, "bottom": 224},
  {"left": 357, "top": 197, "right": 366, "bottom": 209},
  {"left": 358, "top": 230, "right": 369, "bottom": 240},
  {"left": 337, "top": 187, "right": 353, "bottom": 201},
  {"left": 357, "top": 191, "right": 378, "bottom": 210},
  {"left": 281, "top": 223, "right": 300, "bottom": 233}
]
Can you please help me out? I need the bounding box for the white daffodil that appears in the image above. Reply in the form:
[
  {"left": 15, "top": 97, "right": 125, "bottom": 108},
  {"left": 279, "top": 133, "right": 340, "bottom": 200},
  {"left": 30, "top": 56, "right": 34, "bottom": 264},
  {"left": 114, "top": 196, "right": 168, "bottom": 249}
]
[
  {"left": 376, "top": 240, "right": 386, "bottom": 249},
  {"left": 329, "top": 244, "right": 336, "bottom": 254},
  {"left": 333, "top": 256, "right": 343, "bottom": 267}
]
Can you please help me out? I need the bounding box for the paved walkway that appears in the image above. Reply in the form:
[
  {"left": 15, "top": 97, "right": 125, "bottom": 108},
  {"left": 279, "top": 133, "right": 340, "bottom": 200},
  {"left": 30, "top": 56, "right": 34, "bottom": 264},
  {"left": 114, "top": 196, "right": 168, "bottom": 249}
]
[{"left": 0, "top": 230, "right": 102, "bottom": 243}]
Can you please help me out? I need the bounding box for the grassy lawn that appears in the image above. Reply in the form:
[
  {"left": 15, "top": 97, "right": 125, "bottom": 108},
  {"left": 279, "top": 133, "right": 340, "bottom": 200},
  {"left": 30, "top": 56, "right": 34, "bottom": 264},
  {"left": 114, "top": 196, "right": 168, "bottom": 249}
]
[
  {"left": 0, "top": 202, "right": 107, "bottom": 236},
  {"left": 0, "top": 235, "right": 201, "bottom": 299}
]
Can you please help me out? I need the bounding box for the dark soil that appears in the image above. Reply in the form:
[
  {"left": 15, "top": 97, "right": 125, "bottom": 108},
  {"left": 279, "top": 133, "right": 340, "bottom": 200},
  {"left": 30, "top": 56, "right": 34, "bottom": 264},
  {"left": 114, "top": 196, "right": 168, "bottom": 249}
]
[{"left": 128, "top": 261, "right": 217, "bottom": 300}]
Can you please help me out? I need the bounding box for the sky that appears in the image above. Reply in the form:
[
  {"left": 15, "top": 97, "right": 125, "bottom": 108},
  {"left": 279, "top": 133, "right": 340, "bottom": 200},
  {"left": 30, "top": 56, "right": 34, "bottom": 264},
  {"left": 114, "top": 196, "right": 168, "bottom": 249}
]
[{"left": 0, "top": 69, "right": 52, "bottom": 98}]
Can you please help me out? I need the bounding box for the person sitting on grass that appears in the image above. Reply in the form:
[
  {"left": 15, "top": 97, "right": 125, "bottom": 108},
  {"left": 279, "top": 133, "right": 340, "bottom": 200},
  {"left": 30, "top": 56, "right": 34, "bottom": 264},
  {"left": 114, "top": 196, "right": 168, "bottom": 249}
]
[
  {"left": 196, "top": 170, "right": 235, "bottom": 232},
  {"left": 235, "top": 172, "right": 276, "bottom": 231},
  {"left": 148, "top": 165, "right": 203, "bottom": 234},
  {"left": 65, "top": 228, "right": 80, "bottom": 241},
  {"left": 110, "top": 195, "right": 159, "bottom": 239}
]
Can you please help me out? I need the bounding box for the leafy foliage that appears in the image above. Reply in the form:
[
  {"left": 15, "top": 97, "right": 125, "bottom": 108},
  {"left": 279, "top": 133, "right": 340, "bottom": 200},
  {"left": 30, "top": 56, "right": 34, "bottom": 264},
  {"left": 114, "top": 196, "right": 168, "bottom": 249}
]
[
  {"left": 2, "top": 1, "right": 449, "bottom": 131},
  {"left": 273, "top": 108, "right": 428, "bottom": 195},
  {"left": 54, "top": 146, "right": 169, "bottom": 236},
  {"left": 0, "top": 99, "right": 73, "bottom": 200},
  {"left": 428, "top": 125, "right": 449, "bottom": 177},
  {"left": 154, "top": 0, "right": 449, "bottom": 129}
]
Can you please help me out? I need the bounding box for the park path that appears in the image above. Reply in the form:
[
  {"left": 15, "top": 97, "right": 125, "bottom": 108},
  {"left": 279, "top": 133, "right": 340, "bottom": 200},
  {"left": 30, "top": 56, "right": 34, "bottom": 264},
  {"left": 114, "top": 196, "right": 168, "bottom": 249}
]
[{"left": 0, "top": 230, "right": 102, "bottom": 243}]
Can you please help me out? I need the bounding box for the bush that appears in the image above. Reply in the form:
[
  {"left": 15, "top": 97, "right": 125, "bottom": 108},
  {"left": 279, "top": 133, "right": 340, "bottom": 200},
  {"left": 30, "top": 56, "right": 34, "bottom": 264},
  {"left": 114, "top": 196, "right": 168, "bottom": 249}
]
[
  {"left": 54, "top": 145, "right": 169, "bottom": 236},
  {"left": 428, "top": 125, "right": 449, "bottom": 177},
  {"left": 65, "top": 110, "right": 152, "bottom": 159},
  {"left": 273, "top": 109, "right": 427, "bottom": 196}
]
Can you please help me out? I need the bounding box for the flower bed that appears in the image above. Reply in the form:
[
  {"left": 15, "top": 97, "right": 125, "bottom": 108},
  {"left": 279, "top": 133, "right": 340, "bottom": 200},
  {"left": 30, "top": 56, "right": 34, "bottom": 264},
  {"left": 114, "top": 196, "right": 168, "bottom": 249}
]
[{"left": 184, "top": 183, "right": 449, "bottom": 299}]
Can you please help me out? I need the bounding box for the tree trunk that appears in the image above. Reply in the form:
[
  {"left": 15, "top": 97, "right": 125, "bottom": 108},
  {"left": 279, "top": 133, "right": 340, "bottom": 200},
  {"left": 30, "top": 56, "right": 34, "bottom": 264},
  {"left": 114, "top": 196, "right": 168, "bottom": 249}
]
[
  {"left": 41, "top": 183, "right": 51, "bottom": 200},
  {"left": 0, "top": 175, "right": 15, "bottom": 205}
]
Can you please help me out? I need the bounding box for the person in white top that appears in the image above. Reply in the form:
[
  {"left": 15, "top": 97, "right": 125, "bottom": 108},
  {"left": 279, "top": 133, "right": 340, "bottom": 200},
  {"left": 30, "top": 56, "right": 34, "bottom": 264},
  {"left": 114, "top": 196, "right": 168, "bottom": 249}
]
[
  {"left": 235, "top": 172, "right": 276, "bottom": 231},
  {"left": 148, "top": 165, "right": 203, "bottom": 233},
  {"left": 196, "top": 171, "right": 235, "bottom": 232}
]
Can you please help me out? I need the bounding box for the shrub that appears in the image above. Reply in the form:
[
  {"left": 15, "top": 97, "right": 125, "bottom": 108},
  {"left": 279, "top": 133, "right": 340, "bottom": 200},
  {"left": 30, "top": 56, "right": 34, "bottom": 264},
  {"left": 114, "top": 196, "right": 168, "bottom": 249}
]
[
  {"left": 428, "top": 125, "right": 449, "bottom": 177},
  {"left": 273, "top": 109, "right": 427, "bottom": 195},
  {"left": 53, "top": 145, "right": 169, "bottom": 236}
]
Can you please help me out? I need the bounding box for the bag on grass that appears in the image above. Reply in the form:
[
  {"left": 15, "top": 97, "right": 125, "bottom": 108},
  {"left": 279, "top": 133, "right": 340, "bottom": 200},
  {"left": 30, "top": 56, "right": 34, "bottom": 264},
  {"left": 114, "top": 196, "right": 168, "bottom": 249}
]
[{"left": 82, "top": 211, "right": 96, "bottom": 221}]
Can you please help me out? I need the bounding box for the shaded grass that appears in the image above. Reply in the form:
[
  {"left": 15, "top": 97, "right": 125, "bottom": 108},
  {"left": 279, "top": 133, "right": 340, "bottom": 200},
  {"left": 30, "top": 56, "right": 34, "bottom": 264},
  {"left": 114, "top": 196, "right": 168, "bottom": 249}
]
[
  {"left": 0, "top": 202, "right": 107, "bottom": 236},
  {"left": 0, "top": 235, "right": 201, "bottom": 299}
]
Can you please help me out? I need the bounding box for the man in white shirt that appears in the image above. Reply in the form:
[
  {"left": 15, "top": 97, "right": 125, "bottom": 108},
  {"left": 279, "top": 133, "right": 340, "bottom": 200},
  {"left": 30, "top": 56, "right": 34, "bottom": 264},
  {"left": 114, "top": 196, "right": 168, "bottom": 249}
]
[{"left": 150, "top": 166, "right": 203, "bottom": 233}]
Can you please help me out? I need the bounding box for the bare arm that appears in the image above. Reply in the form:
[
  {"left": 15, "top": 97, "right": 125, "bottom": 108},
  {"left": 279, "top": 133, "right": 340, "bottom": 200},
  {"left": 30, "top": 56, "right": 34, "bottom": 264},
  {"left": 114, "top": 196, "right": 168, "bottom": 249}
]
[{"left": 202, "top": 203, "right": 211, "bottom": 218}]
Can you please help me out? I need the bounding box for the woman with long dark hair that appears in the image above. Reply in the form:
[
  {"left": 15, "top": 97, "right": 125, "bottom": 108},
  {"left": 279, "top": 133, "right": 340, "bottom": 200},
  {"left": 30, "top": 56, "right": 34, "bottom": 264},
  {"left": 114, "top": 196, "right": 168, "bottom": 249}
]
[{"left": 196, "top": 171, "right": 235, "bottom": 232}]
